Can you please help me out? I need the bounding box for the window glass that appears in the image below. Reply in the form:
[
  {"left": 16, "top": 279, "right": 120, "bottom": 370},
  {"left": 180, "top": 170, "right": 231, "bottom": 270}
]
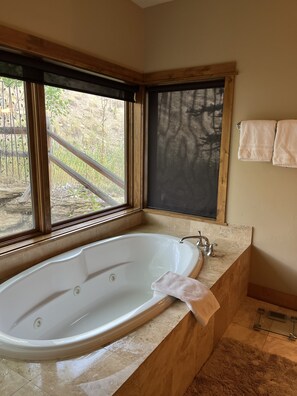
[
  {"left": 0, "top": 77, "right": 34, "bottom": 238},
  {"left": 147, "top": 81, "right": 225, "bottom": 219},
  {"left": 45, "top": 87, "right": 126, "bottom": 224}
]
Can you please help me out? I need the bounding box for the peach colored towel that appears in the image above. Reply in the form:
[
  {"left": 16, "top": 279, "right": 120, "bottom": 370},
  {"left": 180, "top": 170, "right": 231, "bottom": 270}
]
[
  {"left": 151, "top": 271, "right": 220, "bottom": 326},
  {"left": 238, "top": 120, "right": 277, "bottom": 161},
  {"left": 273, "top": 120, "right": 297, "bottom": 167}
]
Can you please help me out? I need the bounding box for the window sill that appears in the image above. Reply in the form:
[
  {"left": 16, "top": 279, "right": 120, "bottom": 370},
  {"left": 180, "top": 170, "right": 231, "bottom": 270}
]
[{"left": 143, "top": 208, "right": 227, "bottom": 225}]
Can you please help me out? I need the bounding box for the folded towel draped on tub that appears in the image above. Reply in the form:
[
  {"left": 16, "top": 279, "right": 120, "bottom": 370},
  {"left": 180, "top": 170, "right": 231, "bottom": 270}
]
[
  {"left": 151, "top": 271, "right": 220, "bottom": 326},
  {"left": 238, "top": 120, "right": 277, "bottom": 161},
  {"left": 272, "top": 120, "right": 297, "bottom": 167}
]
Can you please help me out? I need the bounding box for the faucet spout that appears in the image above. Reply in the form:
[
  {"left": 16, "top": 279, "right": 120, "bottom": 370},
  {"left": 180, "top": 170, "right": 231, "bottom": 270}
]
[
  {"left": 179, "top": 235, "right": 202, "bottom": 243},
  {"left": 179, "top": 232, "right": 216, "bottom": 256}
]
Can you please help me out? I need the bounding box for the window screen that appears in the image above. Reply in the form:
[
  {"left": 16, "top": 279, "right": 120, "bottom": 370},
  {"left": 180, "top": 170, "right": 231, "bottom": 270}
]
[{"left": 147, "top": 80, "right": 225, "bottom": 219}]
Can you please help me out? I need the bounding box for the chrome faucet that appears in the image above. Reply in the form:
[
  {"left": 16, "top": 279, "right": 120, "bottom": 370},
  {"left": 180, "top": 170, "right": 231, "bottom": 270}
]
[
  {"left": 179, "top": 231, "right": 217, "bottom": 256},
  {"left": 179, "top": 231, "right": 207, "bottom": 246}
]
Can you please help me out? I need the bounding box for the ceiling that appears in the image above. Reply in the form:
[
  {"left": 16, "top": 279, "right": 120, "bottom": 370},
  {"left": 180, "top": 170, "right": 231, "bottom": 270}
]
[{"left": 131, "top": 0, "right": 174, "bottom": 8}]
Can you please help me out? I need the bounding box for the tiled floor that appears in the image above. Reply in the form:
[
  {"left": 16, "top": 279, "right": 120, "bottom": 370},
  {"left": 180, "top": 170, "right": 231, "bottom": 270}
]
[{"left": 223, "top": 296, "right": 297, "bottom": 363}]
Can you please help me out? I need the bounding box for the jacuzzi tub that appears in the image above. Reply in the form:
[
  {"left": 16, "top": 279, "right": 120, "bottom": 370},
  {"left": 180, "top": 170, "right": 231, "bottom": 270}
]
[{"left": 0, "top": 233, "right": 202, "bottom": 360}]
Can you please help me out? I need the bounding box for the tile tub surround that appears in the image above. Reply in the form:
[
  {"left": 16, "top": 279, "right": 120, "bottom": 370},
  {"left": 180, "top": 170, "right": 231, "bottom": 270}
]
[{"left": 0, "top": 214, "right": 252, "bottom": 396}]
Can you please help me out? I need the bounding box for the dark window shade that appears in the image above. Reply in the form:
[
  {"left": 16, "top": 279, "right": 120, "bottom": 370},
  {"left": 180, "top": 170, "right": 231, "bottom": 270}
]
[
  {"left": 147, "top": 79, "right": 225, "bottom": 93},
  {"left": 0, "top": 50, "right": 138, "bottom": 102},
  {"left": 147, "top": 80, "right": 225, "bottom": 219}
]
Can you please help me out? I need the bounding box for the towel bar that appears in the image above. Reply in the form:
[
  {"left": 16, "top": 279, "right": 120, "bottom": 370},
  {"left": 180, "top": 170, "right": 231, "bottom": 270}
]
[{"left": 237, "top": 120, "right": 280, "bottom": 132}]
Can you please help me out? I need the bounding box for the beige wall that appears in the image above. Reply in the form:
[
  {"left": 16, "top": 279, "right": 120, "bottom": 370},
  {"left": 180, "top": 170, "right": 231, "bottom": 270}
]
[
  {"left": 144, "top": 0, "right": 297, "bottom": 296},
  {"left": 0, "top": 0, "right": 144, "bottom": 71},
  {"left": 1, "top": 0, "right": 297, "bottom": 296}
]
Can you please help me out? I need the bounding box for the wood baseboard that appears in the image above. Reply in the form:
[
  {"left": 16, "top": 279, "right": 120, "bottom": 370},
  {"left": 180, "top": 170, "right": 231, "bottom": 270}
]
[{"left": 248, "top": 283, "right": 297, "bottom": 311}]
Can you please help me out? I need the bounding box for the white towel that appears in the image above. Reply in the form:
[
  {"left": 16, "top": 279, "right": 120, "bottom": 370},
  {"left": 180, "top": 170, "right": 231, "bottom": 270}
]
[
  {"left": 273, "top": 120, "right": 297, "bottom": 167},
  {"left": 151, "top": 271, "right": 220, "bottom": 326},
  {"left": 238, "top": 120, "right": 277, "bottom": 161}
]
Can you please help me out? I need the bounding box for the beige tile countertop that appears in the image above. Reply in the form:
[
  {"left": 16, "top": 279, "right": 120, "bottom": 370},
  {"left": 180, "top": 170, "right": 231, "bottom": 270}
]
[{"left": 0, "top": 213, "right": 252, "bottom": 396}]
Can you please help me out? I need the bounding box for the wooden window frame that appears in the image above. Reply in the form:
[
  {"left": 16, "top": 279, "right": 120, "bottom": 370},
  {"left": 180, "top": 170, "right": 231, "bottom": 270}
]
[{"left": 143, "top": 63, "right": 237, "bottom": 224}]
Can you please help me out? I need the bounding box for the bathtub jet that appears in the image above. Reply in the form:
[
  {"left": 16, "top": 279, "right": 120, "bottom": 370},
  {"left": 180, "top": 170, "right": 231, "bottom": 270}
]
[{"left": 0, "top": 233, "right": 202, "bottom": 360}]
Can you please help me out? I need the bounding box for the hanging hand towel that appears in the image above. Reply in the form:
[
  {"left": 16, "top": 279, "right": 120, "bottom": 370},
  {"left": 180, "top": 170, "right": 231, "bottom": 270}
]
[
  {"left": 151, "top": 271, "right": 220, "bottom": 326},
  {"left": 273, "top": 120, "right": 297, "bottom": 167},
  {"left": 238, "top": 120, "right": 277, "bottom": 161}
]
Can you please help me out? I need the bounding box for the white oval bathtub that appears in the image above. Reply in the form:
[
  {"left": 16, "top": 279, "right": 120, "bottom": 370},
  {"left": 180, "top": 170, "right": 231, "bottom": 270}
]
[{"left": 0, "top": 233, "right": 202, "bottom": 361}]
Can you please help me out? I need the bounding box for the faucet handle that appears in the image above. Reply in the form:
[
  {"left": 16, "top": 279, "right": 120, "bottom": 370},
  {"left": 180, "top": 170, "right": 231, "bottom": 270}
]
[{"left": 207, "top": 243, "right": 217, "bottom": 257}]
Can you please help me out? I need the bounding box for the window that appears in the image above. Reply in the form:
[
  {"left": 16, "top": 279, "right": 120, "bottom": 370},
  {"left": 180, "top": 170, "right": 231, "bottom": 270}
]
[
  {"left": 45, "top": 88, "right": 126, "bottom": 224},
  {"left": 145, "top": 65, "right": 235, "bottom": 223},
  {"left": 147, "top": 80, "right": 225, "bottom": 219},
  {"left": 0, "top": 50, "right": 138, "bottom": 243}
]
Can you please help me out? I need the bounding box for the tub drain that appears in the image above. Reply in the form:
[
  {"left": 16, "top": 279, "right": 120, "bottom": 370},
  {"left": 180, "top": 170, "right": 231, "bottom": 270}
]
[
  {"left": 109, "top": 273, "right": 116, "bottom": 282},
  {"left": 33, "top": 317, "right": 43, "bottom": 329},
  {"left": 73, "top": 286, "right": 81, "bottom": 296}
]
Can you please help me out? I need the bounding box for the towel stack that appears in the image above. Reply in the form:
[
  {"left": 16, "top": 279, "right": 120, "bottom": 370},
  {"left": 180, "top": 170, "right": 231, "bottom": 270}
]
[{"left": 238, "top": 119, "right": 297, "bottom": 168}]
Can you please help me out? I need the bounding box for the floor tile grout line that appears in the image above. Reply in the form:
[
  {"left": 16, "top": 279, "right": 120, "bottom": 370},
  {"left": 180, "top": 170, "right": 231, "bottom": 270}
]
[{"left": 10, "top": 379, "right": 51, "bottom": 396}]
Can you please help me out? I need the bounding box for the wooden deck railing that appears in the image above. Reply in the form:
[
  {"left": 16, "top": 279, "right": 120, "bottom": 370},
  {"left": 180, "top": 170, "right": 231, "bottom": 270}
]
[{"left": 0, "top": 127, "right": 124, "bottom": 206}]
